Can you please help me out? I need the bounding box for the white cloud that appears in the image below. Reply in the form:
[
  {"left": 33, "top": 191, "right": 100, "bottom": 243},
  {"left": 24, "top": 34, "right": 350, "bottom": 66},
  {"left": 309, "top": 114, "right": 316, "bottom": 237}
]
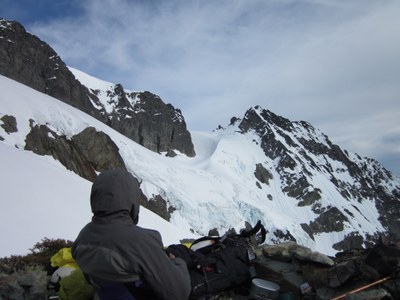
[{"left": 28, "top": 0, "right": 400, "bottom": 176}]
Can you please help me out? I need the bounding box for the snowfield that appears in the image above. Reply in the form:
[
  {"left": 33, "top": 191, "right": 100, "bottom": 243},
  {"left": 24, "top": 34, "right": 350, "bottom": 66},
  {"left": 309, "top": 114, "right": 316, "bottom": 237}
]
[{"left": 0, "top": 72, "right": 392, "bottom": 257}]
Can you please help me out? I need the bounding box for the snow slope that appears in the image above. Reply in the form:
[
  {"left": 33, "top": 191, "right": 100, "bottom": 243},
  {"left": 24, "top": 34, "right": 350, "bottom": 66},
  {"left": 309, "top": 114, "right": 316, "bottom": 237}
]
[
  {"left": 0, "top": 75, "right": 197, "bottom": 257},
  {"left": 0, "top": 71, "right": 391, "bottom": 257}
]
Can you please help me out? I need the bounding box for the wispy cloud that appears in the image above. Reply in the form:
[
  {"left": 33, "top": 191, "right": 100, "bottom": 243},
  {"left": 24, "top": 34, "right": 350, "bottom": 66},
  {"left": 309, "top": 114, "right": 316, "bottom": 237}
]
[{"left": 23, "top": 0, "right": 400, "bottom": 176}]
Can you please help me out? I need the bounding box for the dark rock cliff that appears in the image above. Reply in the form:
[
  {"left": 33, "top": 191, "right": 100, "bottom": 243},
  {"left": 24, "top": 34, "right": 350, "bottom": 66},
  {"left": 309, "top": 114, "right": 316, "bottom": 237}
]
[
  {"left": 0, "top": 19, "right": 102, "bottom": 120},
  {"left": 237, "top": 106, "right": 400, "bottom": 250},
  {"left": 0, "top": 18, "right": 195, "bottom": 157},
  {"left": 101, "top": 87, "right": 195, "bottom": 156},
  {"left": 24, "top": 122, "right": 126, "bottom": 182}
]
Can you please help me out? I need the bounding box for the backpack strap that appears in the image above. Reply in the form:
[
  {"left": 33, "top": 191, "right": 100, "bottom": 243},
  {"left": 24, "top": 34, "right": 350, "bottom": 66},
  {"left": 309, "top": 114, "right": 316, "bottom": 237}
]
[
  {"left": 191, "top": 220, "right": 267, "bottom": 252},
  {"left": 238, "top": 220, "right": 267, "bottom": 244},
  {"left": 190, "top": 236, "right": 222, "bottom": 253}
]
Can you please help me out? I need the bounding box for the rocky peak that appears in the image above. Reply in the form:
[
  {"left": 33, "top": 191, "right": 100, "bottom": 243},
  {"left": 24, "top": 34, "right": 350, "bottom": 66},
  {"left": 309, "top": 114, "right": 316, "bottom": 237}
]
[
  {"left": 110, "top": 83, "right": 132, "bottom": 109},
  {"left": 0, "top": 19, "right": 102, "bottom": 120},
  {"left": 235, "top": 105, "right": 400, "bottom": 250},
  {"left": 239, "top": 106, "right": 293, "bottom": 135},
  {"left": 92, "top": 82, "right": 196, "bottom": 156},
  {"left": 0, "top": 18, "right": 195, "bottom": 157}
]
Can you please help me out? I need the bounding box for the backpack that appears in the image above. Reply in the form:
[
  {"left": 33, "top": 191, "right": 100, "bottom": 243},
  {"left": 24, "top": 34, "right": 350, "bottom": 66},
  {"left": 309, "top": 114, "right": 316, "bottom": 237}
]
[
  {"left": 58, "top": 268, "right": 95, "bottom": 300},
  {"left": 167, "top": 220, "right": 267, "bottom": 299},
  {"left": 48, "top": 248, "right": 95, "bottom": 300}
]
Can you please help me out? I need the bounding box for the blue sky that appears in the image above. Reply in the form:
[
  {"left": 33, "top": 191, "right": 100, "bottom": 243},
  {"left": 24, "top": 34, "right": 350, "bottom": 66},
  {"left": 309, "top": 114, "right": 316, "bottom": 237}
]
[{"left": 2, "top": 0, "right": 400, "bottom": 177}]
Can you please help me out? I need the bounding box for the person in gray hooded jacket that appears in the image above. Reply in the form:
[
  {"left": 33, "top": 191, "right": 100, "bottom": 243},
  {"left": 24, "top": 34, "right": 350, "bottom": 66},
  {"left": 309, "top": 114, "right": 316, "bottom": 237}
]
[{"left": 72, "top": 169, "right": 191, "bottom": 300}]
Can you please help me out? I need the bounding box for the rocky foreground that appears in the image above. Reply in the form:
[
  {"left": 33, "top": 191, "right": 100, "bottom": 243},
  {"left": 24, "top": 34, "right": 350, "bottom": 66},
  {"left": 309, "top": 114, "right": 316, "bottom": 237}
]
[
  {"left": 252, "top": 239, "right": 400, "bottom": 300},
  {"left": 0, "top": 238, "right": 399, "bottom": 300}
]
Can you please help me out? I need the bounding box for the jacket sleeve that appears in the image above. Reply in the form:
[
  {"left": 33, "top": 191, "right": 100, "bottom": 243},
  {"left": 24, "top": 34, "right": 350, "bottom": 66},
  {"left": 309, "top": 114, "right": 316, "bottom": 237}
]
[{"left": 137, "top": 229, "right": 191, "bottom": 300}]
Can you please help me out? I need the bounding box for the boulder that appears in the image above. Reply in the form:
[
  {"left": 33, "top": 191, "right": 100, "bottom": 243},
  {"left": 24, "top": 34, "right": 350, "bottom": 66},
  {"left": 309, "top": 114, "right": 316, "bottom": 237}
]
[
  {"left": 71, "top": 127, "right": 126, "bottom": 173},
  {"left": 24, "top": 123, "right": 97, "bottom": 181},
  {"left": 25, "top": 123, "right": 126, "bottom": 181},
  {"left": 261, "top": 241, "right": 334, "bottom": 266},
  {"left": 0, "top": 115, "right": 18, "bottom": 134},
  {"left": 0, "top": 268, "right": 47, "bottom": 300}
]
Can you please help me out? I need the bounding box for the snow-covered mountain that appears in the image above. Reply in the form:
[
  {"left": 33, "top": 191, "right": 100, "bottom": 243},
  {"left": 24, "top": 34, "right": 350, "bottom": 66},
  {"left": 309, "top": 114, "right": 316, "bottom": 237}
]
[
  {"left": 0, "top": 74, "right": 200, "bottom": 258},
  {"left": 65, "top": 69, "right": 400, "bottom": 253},
  {"left": 1, "top": 71, "right": 399, "bottom": 258},
  {"left": 1, "top": 18, "right": 399, "bottom": 258},
  {"left": 0, "top": 18, "right": 195, "bottom": 158}
]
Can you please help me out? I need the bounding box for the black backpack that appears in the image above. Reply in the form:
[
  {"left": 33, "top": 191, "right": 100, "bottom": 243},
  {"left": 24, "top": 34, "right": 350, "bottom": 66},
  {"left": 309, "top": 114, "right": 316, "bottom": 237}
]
[{"left": 167, "top": 221, "right": 267, "bottom": 299}]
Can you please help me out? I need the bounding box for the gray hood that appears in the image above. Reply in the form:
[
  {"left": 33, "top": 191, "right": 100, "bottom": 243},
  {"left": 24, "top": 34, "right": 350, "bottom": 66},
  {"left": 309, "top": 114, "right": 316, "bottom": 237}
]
[{"left": 90, "top": 169, "right": 141, "bottom": 224}]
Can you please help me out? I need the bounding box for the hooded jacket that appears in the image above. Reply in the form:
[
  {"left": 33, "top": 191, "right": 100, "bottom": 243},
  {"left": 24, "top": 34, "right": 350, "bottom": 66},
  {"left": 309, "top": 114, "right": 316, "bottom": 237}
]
[{"left": 72, "top": 169, "right": 191, "bottom": 300}]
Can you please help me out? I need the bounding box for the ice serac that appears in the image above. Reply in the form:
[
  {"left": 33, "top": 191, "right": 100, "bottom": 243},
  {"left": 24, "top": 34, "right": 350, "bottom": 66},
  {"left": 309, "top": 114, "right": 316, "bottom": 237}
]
[
  {"left": 237, "top": 105, "right": 400, "bottom": 251},
  {"left": 0, "top": 19, "right": 195, "bottom": 157}
]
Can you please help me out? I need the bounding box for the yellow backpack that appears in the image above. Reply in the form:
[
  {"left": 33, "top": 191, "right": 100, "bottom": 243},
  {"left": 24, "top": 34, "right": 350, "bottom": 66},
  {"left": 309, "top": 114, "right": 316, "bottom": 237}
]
[{"left": 50, "top": 248, "right": 94, "bottom": 300}]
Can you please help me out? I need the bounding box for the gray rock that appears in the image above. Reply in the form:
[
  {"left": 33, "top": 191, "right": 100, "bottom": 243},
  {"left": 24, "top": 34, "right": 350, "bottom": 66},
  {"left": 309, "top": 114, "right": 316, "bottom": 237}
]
[
  {"left": 24, "top": 123, "right": 97, "bottom": 181},
  {"left": 140, "top": 194, "right": 175, "bottom": 222},
  {"left": 254, "top": 163, "right": 273, "bottom": 186},
  {"left": 24, "top": 124, "right": 127, "bottom": 182},
  {"left": 0, "top": 269, "right": 48, "bottom": 300},
  {"left": 328, "top": 260, "right": 358, "bottom": 288},
  {"left": 253, "top": 256, "right": 304, "bottom": 299},
  {"left": 291, "top": 246, "right": 335, "bottom": 267},
  {"left": 0, "top": 115, "right": 18, "bottom": 134},
  {"left": 345, "top": 288, "right": 391, "bottom": 300},
  {"left": 72, "top": 127, "right": 126, "bottom": 173},
  {"left": 106, "top": 90, "right": 196, "bottom": 157},
  {"left": 261, "top": 241, "right": 335, "bottom": 267}
]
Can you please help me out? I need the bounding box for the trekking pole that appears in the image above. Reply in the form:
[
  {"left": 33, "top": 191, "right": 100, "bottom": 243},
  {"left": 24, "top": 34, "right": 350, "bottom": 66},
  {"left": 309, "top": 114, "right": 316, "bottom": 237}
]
[{"left": 329, "top": 276, "right": 391, "bottom": 300}]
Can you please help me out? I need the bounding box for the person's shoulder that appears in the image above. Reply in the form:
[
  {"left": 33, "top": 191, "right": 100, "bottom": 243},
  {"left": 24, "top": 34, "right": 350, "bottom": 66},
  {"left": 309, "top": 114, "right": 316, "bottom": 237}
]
[
  {"left": 134, "top": 226, "right": 163, "bottom": 245},
  {"left": 135, "top": 226, "right": 162, "bottom": 239}
]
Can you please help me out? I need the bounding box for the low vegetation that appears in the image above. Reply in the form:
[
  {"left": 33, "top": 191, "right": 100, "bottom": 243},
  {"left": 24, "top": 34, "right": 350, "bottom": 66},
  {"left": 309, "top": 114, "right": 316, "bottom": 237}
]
[{"left": 0, "top": 237, "right": 73, "bottom": 274}]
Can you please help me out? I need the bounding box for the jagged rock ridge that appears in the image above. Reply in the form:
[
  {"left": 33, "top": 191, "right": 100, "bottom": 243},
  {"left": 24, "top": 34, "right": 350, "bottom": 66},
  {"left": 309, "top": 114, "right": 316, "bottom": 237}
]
[
  {"left": 233, "top": 106, "right": 400, "bottom": 250},
  {"left": 82, "top": 78, "right": 195, "bottom": 157},
  {"left": 0, "top": 18, "right": 195, "bottom": 157}
]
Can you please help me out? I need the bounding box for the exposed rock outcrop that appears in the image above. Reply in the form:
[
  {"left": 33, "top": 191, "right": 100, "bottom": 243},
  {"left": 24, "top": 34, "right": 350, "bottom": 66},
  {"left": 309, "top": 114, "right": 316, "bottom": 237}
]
[
  {"left": 0, "top": 115, "right": 18, "bottom": 134},
  {"left": 24, "top": 122, "right": 98, "bottom": 181},
  {"left": 254, "top": 163, "right": 273, "bottom": 186},
  {"left": 71, "top": 127, "right": 126, "bottom": 172},
  {"left": 139, "top": 194, "right": 176, "bottom": 222},
  {"left": 104, "top": 89, "right": 195, "bottom": 156},
  {"left": 24, "top": 122, "right": 126, "bottom": 181}
]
